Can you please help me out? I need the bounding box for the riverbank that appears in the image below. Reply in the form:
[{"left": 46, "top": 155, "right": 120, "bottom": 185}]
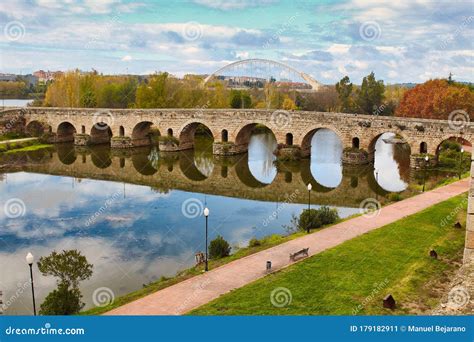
[
  {"left": 0, "top": 138, "right": 52, "bottom": 154},
  {"left": 79, "top": 176, "right": 469, "bottom": 315},
  {"left": 103, "top": 179, "right": 468, "bottom": 315},
  {"left": 192, "top": 193, "right": 467, "bottom": 315},
  {"left": 82, "top": 229, "right": 344, "bottom": 315}
]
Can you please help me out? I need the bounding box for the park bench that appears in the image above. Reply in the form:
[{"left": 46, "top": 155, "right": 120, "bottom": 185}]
[{"left": 289, "top": 248, "right": 309, "bottom": 261}]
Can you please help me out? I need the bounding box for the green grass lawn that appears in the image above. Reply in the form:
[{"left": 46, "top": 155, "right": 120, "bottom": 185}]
[
  {"left": 191, "top": 193, "right": 468, "bottom": 315},
  {"left": 4, "top": 143, "right": 53, "bottom": 153}
]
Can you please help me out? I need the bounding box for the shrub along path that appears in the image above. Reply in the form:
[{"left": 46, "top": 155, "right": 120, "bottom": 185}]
[{"left": 106, "top": 179, "right": 469, "bottom": 315}]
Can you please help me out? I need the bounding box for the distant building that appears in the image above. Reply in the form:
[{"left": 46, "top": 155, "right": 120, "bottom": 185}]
[
  {"left": 0, "top": 73, "right": 17, "bottom": 82},
  {"left": 21, "top": 74, "right": 38, "bottom": 87},
  {"left": 33, "top": 70, "right": 63, "bottom": 83},
  {"left": 0, "top": 73, "right": 38, "bottom": 87}
]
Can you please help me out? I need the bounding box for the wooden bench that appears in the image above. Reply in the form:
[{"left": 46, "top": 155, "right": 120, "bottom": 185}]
[
  {"left": 195, "top": 252, "right": 206, "bottom": 265},
  {"left": 289, "top": 248, "right": 309, "bottom": 261}
]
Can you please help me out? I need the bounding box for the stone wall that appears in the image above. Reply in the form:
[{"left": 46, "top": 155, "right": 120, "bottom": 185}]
[
  {"left": 2, "top": 107, "right": 473, "bottom": 160},
  {"left": 465, "top": 159, "right": 474, "bottom": 262}
]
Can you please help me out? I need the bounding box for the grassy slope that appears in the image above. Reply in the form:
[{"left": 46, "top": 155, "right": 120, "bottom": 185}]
[
  {"left": 4, "top": 144, "right": 53, "bottom": 153},
  {"left": 191, "top": 193, "right": 467, "bottom": 315}
]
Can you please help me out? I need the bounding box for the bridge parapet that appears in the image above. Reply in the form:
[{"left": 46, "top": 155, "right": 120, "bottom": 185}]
[{"left": 2, "top": 107, "right": 472, "bottom": 164}]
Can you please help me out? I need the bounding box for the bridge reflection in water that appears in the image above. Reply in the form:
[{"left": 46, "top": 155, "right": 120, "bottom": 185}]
[
  {"left": 1, "top": 132, "right": 415, "bottom": 208},
  {"left": 0, "top": 132, "right": 451, "bottom": 315}
]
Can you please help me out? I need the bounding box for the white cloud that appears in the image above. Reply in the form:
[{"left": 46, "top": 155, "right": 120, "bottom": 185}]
[
  {"left": 121, "top": 55, "right": 132, "bottom": 62},
  {"left": 193, "top": 0, "right": 275, "bottom": 10}
]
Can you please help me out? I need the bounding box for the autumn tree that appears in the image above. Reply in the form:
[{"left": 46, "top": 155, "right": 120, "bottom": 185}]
[
  {"left": 282, "top": 96, "right": 297, "bottom": 110},
  {"left": 396, "top": 79, "right": 474, "bottom": 120}
]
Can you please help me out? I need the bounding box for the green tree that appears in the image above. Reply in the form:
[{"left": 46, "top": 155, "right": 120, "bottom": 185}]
[
  {"left": 79, "top": 74, "right": 97, "bottom": 107},
  {"left": 39, "top": 283, "right": 84, "bottom": 315},
  {"left": 335, "top": 76, "right": 353, "bottom": 112},
  {"left": 355, "top": 72, "right": 385, "bottom": 115},
  {"left": 209, "top": 235, "right": 231, "bottom": 259},
  {"left": 230, "top": 90, "right": 251, "bottom": 108},
  {"left": 135, "top": 72, "right": 169, "bottom": 108},
  {"left": 37, "top": 249, "right": 93, "bottom": 288}
]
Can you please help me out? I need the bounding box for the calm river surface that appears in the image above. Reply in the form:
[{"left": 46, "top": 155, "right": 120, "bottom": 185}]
[{"left": 0, "top": 130, "right": 441, "bottom": 314}]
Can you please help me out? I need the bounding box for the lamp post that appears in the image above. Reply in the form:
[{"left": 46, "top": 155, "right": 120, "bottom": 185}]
[
  {"left": 26, "top": 252, "right": 36, "bottom": 316},
  {"left": 204, "top": 207, "right": 209, "bottom": 272},
  {"left": 307, "top": 183, "right": 312, "bottom": 234},
  {"left": 375, "top": 169, "right": 379, "bottom": 200},
  {"left": 459, "top": 147, "right": 464, "bottom": 180},
  {"left": 423, "top": 155, "right": 429, "bottom": 192}
]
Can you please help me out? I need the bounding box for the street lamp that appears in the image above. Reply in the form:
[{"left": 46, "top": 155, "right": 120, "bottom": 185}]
[
  {"left": 203, "top": 207, "right": 209, "bottom": 272},
  {"left": 26, "top": 252, "right": 36, "bottom": 316},
  {"left": 459, "top": 147, "right": 464, "bottom": 180},
  {"left": 307, "top": 183, "right": 312, "bottom": 234},
  {"left": 423, "top": 155, "right": 429, "bottom": 192}
]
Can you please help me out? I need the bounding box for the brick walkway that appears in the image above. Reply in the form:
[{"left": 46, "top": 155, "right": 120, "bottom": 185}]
[{"left": 106, "top": 179, "right": 469, "bottom": 315}]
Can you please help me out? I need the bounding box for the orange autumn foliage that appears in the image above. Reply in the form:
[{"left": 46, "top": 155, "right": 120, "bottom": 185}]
[{"left": 396, "top": 79, "right": 474, "bottom": 120}]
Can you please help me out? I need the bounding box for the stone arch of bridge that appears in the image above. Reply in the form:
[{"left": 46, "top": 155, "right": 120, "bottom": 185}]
[
  {"left": 25, "top": 120, "right": 49, "bottom": 137},
  {"left": 300, "top": 126, "right": 346, "bottom": 158},
  {"left": 132, "top": 121, "right": 157, "bottom": 147},
  {"left": 90, "top": 123, "right": 113, "bottom": 145},
  {"left": 367, "top": 130, "right": 412, "bottom": 156},
  {"left": 434, "top": 135, "right": 472, "bottom": 155},
  {"left": 178, "top": 121, "right": 215, "bottom": 150},
  {"left": 56, "top": 121, "right": 77, "bottom": 143},
  {"left": 234, "top": 122, "right": 277, "bottom": 148}
]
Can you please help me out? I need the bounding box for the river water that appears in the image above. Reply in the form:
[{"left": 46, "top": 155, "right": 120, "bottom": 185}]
[{"left": 0, "top": 130, "right": 442, "bottom": 314}]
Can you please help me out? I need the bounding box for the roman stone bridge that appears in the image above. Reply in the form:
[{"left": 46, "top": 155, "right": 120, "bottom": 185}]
[{"left": 1, "top": 107, "right": 473, "bottom": 166}]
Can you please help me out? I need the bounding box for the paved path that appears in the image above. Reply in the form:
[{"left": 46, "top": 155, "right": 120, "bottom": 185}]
[
  {"left": 0, "top": 137, "right": 37, "bottom": 145},
  {"left": 106, "top": 179, "right": 469, "bottom": 315}
]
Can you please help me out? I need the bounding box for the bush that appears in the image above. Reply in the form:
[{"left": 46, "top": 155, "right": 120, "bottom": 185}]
[
  {"left": 317, "top": 206, "right": 340, "bottom": 225},
  {"left": 299, "top": 209, "right": 323, "bottom": 231},
  {"left": 388, "top": 193, "right": 402, "bottom": 201},
  {"left": 248, "top": 238, "right": 261, "bottom": 247},
  {"left": 209, "top": 235, "right": 231, "bottom": 259},
  {"left": 287, "top": 206, "right": 340, "bottom": 233}
]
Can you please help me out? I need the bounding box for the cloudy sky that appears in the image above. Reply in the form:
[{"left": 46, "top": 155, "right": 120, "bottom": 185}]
[{"left": 0, "top": 0, "right": 472, "bottom": 84}]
